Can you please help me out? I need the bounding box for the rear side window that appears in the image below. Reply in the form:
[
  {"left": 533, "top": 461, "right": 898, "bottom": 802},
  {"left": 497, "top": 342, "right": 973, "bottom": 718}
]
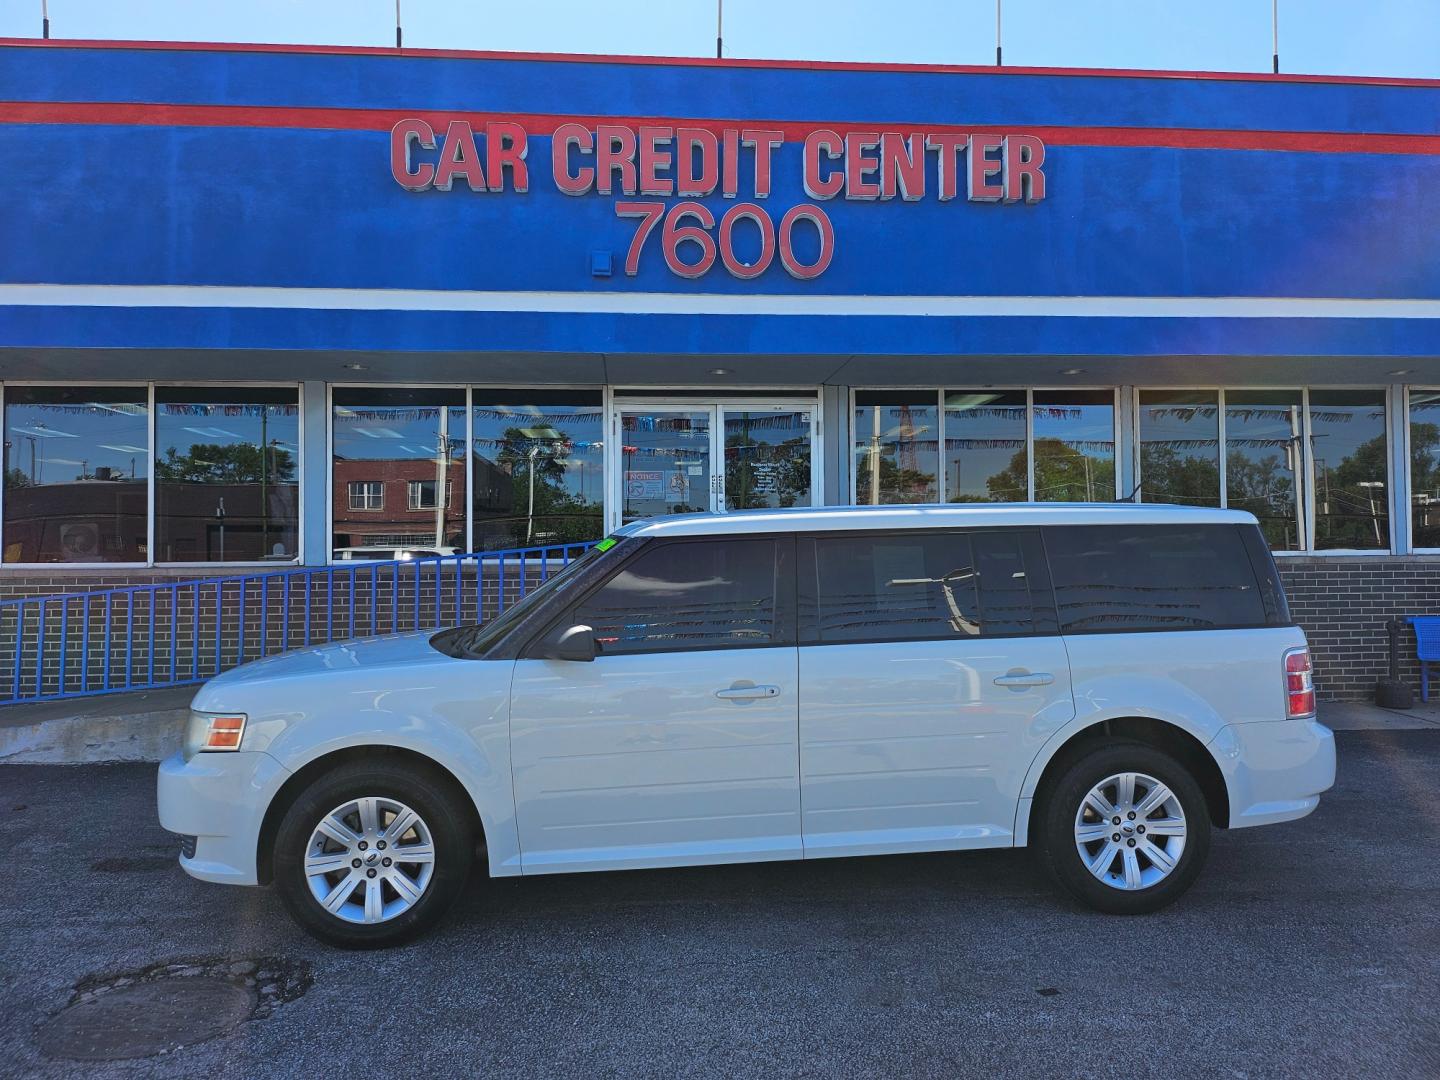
[
  {"left": 572, "top": 539, "right": 778, "bottom": 654},
  {"left": 807, "top": 530, "right": 1040, "bottom": 643},
  {"left": 1044, "top": 524, "right": 1269, "bottom": 632}
]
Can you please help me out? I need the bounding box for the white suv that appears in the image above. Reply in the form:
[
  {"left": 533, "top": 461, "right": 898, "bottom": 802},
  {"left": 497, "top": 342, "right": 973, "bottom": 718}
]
[{"left": 158, "top": 504, "right": 1336, "bottom": 947}]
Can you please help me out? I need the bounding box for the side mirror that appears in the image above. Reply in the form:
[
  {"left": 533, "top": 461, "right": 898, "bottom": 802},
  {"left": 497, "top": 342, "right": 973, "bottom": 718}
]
[{"left": 539, "top": 623, "right": 596, "bottom": 662}]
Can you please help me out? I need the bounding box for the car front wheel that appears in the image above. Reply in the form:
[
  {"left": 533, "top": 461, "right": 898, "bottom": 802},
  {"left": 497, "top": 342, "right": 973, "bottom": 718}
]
[
  {"left": 273, "top": 759, "right": 473, "bottom": 948},
  {"left": 1035, "top": 742, "right": 1212, "bottom": 915}
]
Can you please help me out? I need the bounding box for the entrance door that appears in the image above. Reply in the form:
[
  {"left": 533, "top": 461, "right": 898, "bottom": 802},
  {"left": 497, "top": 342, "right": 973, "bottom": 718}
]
[{"left": 613, "top": 401, "right": 818, "bottom": 530}]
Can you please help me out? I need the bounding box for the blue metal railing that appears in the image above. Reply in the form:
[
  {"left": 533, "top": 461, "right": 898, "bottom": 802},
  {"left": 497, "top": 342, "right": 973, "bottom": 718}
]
[{"left": 0, "top": 542, "right": 594, "bottom": 706}]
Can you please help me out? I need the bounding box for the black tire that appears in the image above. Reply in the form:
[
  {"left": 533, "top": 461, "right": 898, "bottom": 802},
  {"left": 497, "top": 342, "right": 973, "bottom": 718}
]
[
  {"left": 273, "top": 759, "right": 474, "bottom": 948},
  {"left": 1034, "top": 741, "right": 1211, "bottom": 915}
]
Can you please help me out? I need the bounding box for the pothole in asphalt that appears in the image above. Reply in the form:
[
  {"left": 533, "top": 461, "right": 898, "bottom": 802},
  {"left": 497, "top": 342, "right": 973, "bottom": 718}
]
[{"left": 34, "top": 956, "right": 313, "bottom": 1062}]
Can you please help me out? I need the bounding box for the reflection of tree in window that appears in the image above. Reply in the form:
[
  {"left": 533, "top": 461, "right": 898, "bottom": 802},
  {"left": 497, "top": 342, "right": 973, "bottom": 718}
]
[
  {"left": 1224, "top": 394, "right": 1304, "bottom": 552},
  {"left": 1309, "top": 392, "right": 1388, "bottom": 551},
  {"left": 1030, "top": 394, "right": 1116, "bottom": 503},
  {"left": 1410, "top": 391, "right": 1440, "bottom": 547},
  {"left": 473, "top": 400, "right": 604, "bottom": 550},
  {"left": 990, "top": 439, "right": 1116, "bottom": 502},
  {"left": 1138, "top": 397, "right": 1220, "bottom": 507},
  {"left": 725, "top": 412, "right": 811, "bottom": 510}
]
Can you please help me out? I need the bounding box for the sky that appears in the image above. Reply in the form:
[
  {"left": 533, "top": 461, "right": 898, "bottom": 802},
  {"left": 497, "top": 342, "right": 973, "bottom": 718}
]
[{"left": 0, "top": 0, "right": 1437, "bottom": 78}]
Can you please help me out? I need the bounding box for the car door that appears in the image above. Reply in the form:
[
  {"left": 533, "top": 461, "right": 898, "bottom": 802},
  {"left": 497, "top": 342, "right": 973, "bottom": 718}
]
[
  {"left": 797, "top": 527, "right": 1074, "bottom": 858},
  {"left": 508, "top": 535, "right": 801, "bottom": 873}
]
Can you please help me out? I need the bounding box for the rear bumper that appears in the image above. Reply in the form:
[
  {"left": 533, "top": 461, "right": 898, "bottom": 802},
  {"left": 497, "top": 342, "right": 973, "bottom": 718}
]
[
  {"left": 156, "top": 750, "right": 290, "bottom": 885},
  {"left": 1209, "top": 717, "right": 1336, "bottom": 829}
]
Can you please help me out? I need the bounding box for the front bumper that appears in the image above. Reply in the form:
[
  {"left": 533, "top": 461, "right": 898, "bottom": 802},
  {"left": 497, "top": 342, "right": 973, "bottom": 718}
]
[
  {"left": 156, "top": 750, "right": 291, "bottom": 885},
  {"left": 1209, "top": 717, "right": 1336, "bottom": 829}
]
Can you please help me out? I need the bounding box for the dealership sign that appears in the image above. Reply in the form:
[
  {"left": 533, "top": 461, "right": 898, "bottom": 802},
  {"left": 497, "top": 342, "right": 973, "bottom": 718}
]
[{"left": 390, "top": 120, "right": 1046, "bottom": 280}]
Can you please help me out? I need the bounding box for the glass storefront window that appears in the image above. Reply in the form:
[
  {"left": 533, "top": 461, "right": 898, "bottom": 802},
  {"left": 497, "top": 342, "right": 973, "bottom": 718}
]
[
  {"left": 1308, "top": 389, "right": 1389, "bottom": 550},
  {"left": 154, "top": 387, "right": 300, "bottom": 563},
  {"left": 724, "top": 408, "right": 814, "bottom": 510},
  {"left": 620, "top": 409, "right": 712, "bottom": 524},
  {"left": 1225, "top": 390, "right": 1304, "bottom": 551},
  {"left": 1138, "top": 390, "right": 1221, "bottom": 507},
  {"left": 944, "top": 391, "right": 1027, "bottom": 502},
  {"left": 332, "top": 388, "right": 466, "bottom": 559},
  {"left": 853, "top": 392, "right": 939, "bottom": 504},
  {"left": 1032, "top": 390, "right": 1116, "bottom": 502},
  {"left": 1411, "top": 390, "right": 1440, "bottom": 548},
  {"left": 3, "top": 386, "right": 149, "bottom": 563},
  {"left": 471, "top": 393, "right": 604, "bottom": 549}
]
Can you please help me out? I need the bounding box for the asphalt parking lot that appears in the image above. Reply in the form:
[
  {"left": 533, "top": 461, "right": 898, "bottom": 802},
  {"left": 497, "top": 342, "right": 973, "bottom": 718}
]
[{"left": 2, "top": 729, "right": 1437, "bottom": 1079}]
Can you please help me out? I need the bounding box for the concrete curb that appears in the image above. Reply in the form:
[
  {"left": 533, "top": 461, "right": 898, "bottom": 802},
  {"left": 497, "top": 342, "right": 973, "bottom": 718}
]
[{"left": 0, "top": 687, "right": 193, "bottom": 764}]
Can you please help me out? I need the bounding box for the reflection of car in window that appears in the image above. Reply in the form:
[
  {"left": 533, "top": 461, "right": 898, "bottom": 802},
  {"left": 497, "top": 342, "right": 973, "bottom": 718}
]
[
  {"left": 160, "top": 504, "right": 1334, "bottom": 948},
  {"left": 331, "top": 546, "right": 458, "bottom": 562}
]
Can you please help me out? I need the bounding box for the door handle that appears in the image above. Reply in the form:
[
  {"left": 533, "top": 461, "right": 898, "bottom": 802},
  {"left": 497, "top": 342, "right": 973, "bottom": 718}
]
[
  {"left": 993, "top": 672, "right": 1054, "bottom": 688},
  {"left": 715, "top": 684, "right": 781, "bottom": 700}
]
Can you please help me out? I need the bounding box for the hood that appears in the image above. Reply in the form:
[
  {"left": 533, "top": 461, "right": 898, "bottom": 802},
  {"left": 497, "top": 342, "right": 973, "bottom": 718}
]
[{"left": 196, "top": 631, "right": 450, "bottom": 694}]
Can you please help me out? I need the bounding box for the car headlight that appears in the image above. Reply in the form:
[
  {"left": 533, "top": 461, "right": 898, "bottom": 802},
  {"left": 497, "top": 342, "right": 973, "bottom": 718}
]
[{"left": 184, "top": 711, "right": 248, "bottom": 759}]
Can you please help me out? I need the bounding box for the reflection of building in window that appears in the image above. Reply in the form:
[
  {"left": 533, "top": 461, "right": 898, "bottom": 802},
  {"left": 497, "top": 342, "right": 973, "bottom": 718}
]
[{"left": 348, "top": 481, "right": 384, "bottom": 510}]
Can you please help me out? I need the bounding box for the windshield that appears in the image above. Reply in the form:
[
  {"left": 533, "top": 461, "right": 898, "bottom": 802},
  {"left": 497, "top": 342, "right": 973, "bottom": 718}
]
[{"left": 432, "top": 540, "right": 617, "bottom": 658}]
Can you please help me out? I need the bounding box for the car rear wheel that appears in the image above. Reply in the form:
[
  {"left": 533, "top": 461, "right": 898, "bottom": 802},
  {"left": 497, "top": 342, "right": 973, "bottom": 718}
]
[
  {"left": 1035, "top": 742, "right": 1211, "bottom": 915},
  {"left": 273, "top": 760, "right": 473, "bottom": 948}
]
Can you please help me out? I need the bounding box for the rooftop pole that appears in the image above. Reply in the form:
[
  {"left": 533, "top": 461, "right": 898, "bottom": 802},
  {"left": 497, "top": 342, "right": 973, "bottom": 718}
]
[
  {"left": 42, "top": 0, "right": 49, "bottom": 39},
  {"left": 995, "top": 0, "right": 1003, "bottom": 66},
  {"left": 1272, "top": 0, "right": 1279, "bottom": 73},
  {"left": 716, "top": 0, "right": 724, "bottom": 59},
  {"left": 395, "top": 0, "right": 403, "bottom": 49}
]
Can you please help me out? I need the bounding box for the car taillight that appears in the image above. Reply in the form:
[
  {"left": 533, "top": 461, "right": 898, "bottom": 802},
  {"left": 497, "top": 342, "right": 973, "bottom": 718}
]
[
  {"left": 200, "top": 714, "right": 247, "bottom": 751},
  {"left": 1284, "top": 648, "right": 1315, "bottom": 719}
]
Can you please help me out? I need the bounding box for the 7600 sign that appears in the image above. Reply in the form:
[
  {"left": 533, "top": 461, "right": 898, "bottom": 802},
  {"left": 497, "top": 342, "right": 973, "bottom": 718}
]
[
  {"left": 391, "top": 117, "right": 1047, "bottom": 282},
  {"left": 616, "top": 201, "right": 834, "bottom": 280}
]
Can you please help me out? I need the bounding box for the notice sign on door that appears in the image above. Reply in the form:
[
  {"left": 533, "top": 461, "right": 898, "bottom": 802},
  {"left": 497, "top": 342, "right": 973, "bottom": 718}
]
[{"left": 625, "top": 471, "right": 664, "bottom": 500}]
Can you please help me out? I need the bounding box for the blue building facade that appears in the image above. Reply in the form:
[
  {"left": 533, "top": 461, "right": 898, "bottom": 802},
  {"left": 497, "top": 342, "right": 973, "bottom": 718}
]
[{"left": 2, "top": 38, "right": 1439, "bottom": 696}]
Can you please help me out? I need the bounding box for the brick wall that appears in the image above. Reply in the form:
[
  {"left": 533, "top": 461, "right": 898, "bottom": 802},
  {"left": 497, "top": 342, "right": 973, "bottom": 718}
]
[{"left": 1276, "top": 557, "right": 1440, "bottom": 702}]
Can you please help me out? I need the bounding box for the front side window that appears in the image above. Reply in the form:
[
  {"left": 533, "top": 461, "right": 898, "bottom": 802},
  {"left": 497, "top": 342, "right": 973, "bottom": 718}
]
[
  {"left": 572, "top": 539, "right": 777, "bottom": 654},
  {"left": 472, "top": 393, "right": 604, "bottom": 550},
  {"left": 154, "top": 387, "right": 300, "bottom": 563},
  {"left": 332, "top": 389, "right": 465, "bottom": 559},
  {"left": 1045, "top": 524, "right": 1268, "bottom": 632},
  {"left": 3, "top": 386, "right": 149, "bottom": 563},
  {"left": 1308, "top": 390, "right": 1389, "bottom": 550},
  {"left": 1033, "top": 391, "right": 1116, "bottom": 502},
  {"left": 1138, "top": 391, "right": 1220, "bottom": 507},
  {"left": 810, "top": 531, "right": 1036, "bottom": 643},
  {"left": 853, "top": 392, "right": 939, "bottom": 504}
]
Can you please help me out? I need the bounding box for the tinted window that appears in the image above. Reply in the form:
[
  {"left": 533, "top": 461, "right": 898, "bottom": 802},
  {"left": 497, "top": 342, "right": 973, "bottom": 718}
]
[
  {"left": 1045, "top": 525, "right": 1268, "bottom": 632},
  {"left": 574, "top": 539, "right": 777, "bottom": 654},
  {"left": 811, "top": 531, "right": 1036, "bottom": 643},
  {"left": 4, "top": 386, "right": 149, "bottom": 563}
]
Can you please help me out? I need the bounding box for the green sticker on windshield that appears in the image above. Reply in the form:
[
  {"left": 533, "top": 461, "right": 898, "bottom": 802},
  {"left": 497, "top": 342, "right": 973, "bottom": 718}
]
[{"left": 595, "top": 537, "right": 617, "bottom": 553}]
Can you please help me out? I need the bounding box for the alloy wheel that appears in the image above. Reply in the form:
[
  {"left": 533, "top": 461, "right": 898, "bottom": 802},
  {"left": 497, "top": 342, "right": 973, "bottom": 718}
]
[
  {"left": 303, "top": 796, "right": 436, "bottom": 924},
  {"left": 1073, "top": 771, "right": 1188, "bottom": 891}
]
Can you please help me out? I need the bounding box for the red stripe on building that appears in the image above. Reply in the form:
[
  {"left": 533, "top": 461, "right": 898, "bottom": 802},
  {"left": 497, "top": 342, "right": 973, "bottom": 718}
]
[{"left": 4, "top": 101, "right": 1440, "bottom": 156}]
